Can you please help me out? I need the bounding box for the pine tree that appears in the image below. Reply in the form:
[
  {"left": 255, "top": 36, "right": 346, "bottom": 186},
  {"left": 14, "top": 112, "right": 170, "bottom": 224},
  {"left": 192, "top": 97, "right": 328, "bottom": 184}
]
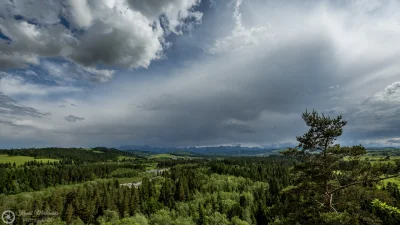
[
  {"left": 198, "top": 203, "right": 206, "bottom": 225},
  {"left": 282, "top": 110, "right": 400, "bottom": 212},
  {"left": 64, "top": 204, "right": 75, "bottom": 225}
]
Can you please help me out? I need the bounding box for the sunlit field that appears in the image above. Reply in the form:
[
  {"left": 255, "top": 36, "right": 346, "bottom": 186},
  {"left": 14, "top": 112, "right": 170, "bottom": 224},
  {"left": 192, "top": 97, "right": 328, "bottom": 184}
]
[{"left": 0, "top": 155, "right": 59, "bottom": 166}]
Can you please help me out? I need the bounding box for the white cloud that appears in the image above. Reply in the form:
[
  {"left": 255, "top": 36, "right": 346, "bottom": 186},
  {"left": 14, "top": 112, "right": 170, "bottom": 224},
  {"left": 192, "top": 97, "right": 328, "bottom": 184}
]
[
  {"left": 384, "top": 82, "right": 400, "bottom": 95},
  {"left": 67, "top": 0, "right": 93, "bottom": 28},
  {"left": 208, "top": 0, "right": 270, "bottom": 54},
  {"left": 84, "top": 67, "right": 115, "bottom": 83},
  {"left": 125, "top": 0, "right": 202, "bottom": 33},
  {"left": 25, "top": 70, "right": 38, "bottom": 77},
  {"left": 69, "top": 2, "right": 164, "bottom": 69},
  {"left": 0, "top": 74, "right": 83, "bottom": 96},
  {"left": 345, "top": 82, "right": 400, "bottom": 140},
  {"left": 363, "top": 82, "right": 400, "bottom": 107},
  {"left": 40, "top": 60, "right": 115, "bottom": 84},
  {"left": 0, "top": 0, "right": 202, "bottom": 74}
]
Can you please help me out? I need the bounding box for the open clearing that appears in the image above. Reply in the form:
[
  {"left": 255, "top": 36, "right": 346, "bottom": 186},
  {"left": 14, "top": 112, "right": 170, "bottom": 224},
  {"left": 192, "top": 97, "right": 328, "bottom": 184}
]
[
  {"left": 117, "top": 155, "right": 136, "bottom": 161},
  {"left": 0, "top": 155, "right": 59, "bottom": 166},
  {"left": 149, "top": 154, "right": 185, "bottom": 159},
  {"left": 344, "top": 154, "right": 400, "bottom": 164}
]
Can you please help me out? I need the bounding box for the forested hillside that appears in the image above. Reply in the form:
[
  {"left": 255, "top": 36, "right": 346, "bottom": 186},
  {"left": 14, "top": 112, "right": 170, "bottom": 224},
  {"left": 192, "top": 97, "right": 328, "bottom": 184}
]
[
  {"left": 1, "top": 111, "right": 400, "bottom": 224},
  {"left": 1, "top": 157, "right": 400, "bottom": 224}
]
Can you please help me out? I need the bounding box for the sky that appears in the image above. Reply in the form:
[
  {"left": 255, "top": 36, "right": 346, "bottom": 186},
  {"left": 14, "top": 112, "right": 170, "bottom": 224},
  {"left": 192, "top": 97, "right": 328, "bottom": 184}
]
[{"left": 1, "top": 0, "right": 400, "bottom": 148}]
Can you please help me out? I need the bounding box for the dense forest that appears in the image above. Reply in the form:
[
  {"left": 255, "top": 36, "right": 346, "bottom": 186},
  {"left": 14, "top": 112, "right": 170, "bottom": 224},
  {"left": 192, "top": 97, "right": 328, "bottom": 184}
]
[
  {"left": 1, "top": 158, "right": 400, "bottom": 225},
  {"left": 1, "top": 111, "right": 400, "bottom": 224}
]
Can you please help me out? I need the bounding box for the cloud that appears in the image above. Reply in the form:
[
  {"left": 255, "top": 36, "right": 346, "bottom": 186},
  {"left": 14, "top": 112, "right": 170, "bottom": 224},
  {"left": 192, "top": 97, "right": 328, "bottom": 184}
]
[
  {"left": 31, "top": 33, "right": 337, "bottom": 146},
  {"left": 344, "top": 81, "right": 400, "bottom": 142},
  {"left": 0, "top": 0, "right": 202, "bottom": 78},
  {"left": 387, "top": 138, "right": 400, "bottom": 144},
  {"left": 0, "top": 73, "right": 83, "bottom": 96},
  {"left": 7, "top": 0, "right": 64, "bottom": 25},
  {"left": 325, "top": 107, "right": 346, "bottom": 115},
  {"left": 66, "top": 0, "right": 93, "bottom": 28},
  {"left": 384, "top": 82, "right": 400, "bottom": 95},
  {"left": 0, "top": 93, "right": 46, "bottom": 119},
  {"left": 25, "top": 70, "right": 38, "bottom": 77},
  {"left": 125, "top": 0, "right": 202, "bottom": 33},
  {"left": 361, "top": 82, "right": 400, "bottom": 109},
  {"left": 208, "top": 0, "right": 269, "bottom": 54},
  {"left": 209, "top": 0, "right": 216, "bottom": 8},
  {"left": 65, "top": 115, "right": 85, "bottom": 123},
  {"left": 40, "top": 60, "right": 115, "bottom": 84}
]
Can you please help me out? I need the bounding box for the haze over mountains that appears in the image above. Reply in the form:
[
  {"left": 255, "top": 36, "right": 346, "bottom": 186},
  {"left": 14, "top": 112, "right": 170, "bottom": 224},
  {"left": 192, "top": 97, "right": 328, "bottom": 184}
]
[
  {"left": 118, "top": 145, "right": 284, "bottom": 156},
  {"left": 118, "top": 144, "right": 400, "bottom": 156}
]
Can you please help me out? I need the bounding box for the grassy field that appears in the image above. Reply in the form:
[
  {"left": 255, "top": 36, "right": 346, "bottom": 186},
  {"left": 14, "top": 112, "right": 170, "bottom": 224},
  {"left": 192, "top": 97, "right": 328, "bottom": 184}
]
[
  {"left": 149, "top": 153, "right": 185, "bottom": 159},
  {"left": 362, "top": 155, "right": 400, "bottom": 164},
  {"left": 343, "top": 154, "right": 400, "bottom": 164},
  {"left": 117, "top": 155, "right": 136, "bottom": 161},
  {"left": 378, "top": 177, "right": 400, "bottom": 188},
  {"left": 91, "top": 150, "right": 104, "bottom": 154},
  {"left": 81, "top": 148, "right": 104, "bottom": 154},
  {"left": 343, "top": 151, "right": 400, "bottom": 189},
  {"left": 0, "top": 155, "right": 59, "bottom": 166}
]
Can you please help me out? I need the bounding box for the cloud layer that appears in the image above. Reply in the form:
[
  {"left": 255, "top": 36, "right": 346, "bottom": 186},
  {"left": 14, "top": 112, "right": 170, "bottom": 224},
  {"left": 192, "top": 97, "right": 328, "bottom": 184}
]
[{"left": 1, "top": 0, "right": 400, "bottom": 148}]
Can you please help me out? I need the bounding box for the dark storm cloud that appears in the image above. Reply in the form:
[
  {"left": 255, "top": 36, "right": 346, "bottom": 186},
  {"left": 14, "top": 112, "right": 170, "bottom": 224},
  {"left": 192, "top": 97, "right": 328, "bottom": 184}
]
[
  {"left": 342, "top": 81, "right": 400, "bottom": 143},
  {"left": 51, "top": 34, "right": 338, "bottom": 146}
]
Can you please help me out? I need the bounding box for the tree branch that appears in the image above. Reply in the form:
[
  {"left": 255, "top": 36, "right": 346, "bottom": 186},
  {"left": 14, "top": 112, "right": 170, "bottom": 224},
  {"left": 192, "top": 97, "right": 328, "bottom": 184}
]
[{"left": 329, "top": 173, "right": 400, "bottom": 195}]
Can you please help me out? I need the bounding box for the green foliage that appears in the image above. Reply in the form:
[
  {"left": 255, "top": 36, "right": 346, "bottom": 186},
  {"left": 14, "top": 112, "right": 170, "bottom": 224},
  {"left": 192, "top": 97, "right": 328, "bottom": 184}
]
[
  {"left": 206, "top": 212, "right": 229, "bottom": 225},
  {"left": 372, "top": 199, "right": 400, "bottom": 214},
  {"left": 0, "top": 162, "right": 144, "bottom": 194},
  {"left": 319, "top": 212, "right": 352, "bottom": 225},
  {"left": 97, "top": 210, "right": 120, "bottom": 224},
  {"left": 283, "top": 111, "right": 371, "bottom": 210},
  {"left": 371, "top": 199, "right": 400, "bottom": 225},
  {"left": 231, "top": 216, "right": 250, "bottom": 225},
  {"left": 279, "top": 110, "right": 400, "bottom": 224},
  {"left": 110, "top": 168, "right": 140, "bottom": 178}
]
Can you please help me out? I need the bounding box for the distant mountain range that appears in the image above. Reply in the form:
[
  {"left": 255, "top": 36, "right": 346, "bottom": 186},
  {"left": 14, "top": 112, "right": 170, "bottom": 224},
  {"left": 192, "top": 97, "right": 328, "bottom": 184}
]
[
  {"left": 118, "top": 145, "right": 400, "bottom": 157},
  {"left": 118, "top": 145, "right": 291, "bottom": 156}
]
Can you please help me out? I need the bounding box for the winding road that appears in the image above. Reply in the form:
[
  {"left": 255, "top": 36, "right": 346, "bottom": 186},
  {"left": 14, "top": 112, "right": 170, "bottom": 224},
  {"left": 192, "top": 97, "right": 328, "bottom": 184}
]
[{"left": 120, "top": 168, "right": 168, "bottom": 188}]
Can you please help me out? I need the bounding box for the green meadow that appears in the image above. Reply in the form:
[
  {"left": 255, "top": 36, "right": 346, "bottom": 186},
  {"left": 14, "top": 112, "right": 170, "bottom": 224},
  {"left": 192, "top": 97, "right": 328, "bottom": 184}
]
[
  {"left": 117, "top": 155, "right": 136, "bottom": 161},
  {"left": 0, "top": 154, "right": 59, "bottom": 166},
  {"left": 344, "top": 154, "right": 400, "bottom": 165},
  {"left": 149, "top": 153, "right": 179, "bottom": 159}
]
